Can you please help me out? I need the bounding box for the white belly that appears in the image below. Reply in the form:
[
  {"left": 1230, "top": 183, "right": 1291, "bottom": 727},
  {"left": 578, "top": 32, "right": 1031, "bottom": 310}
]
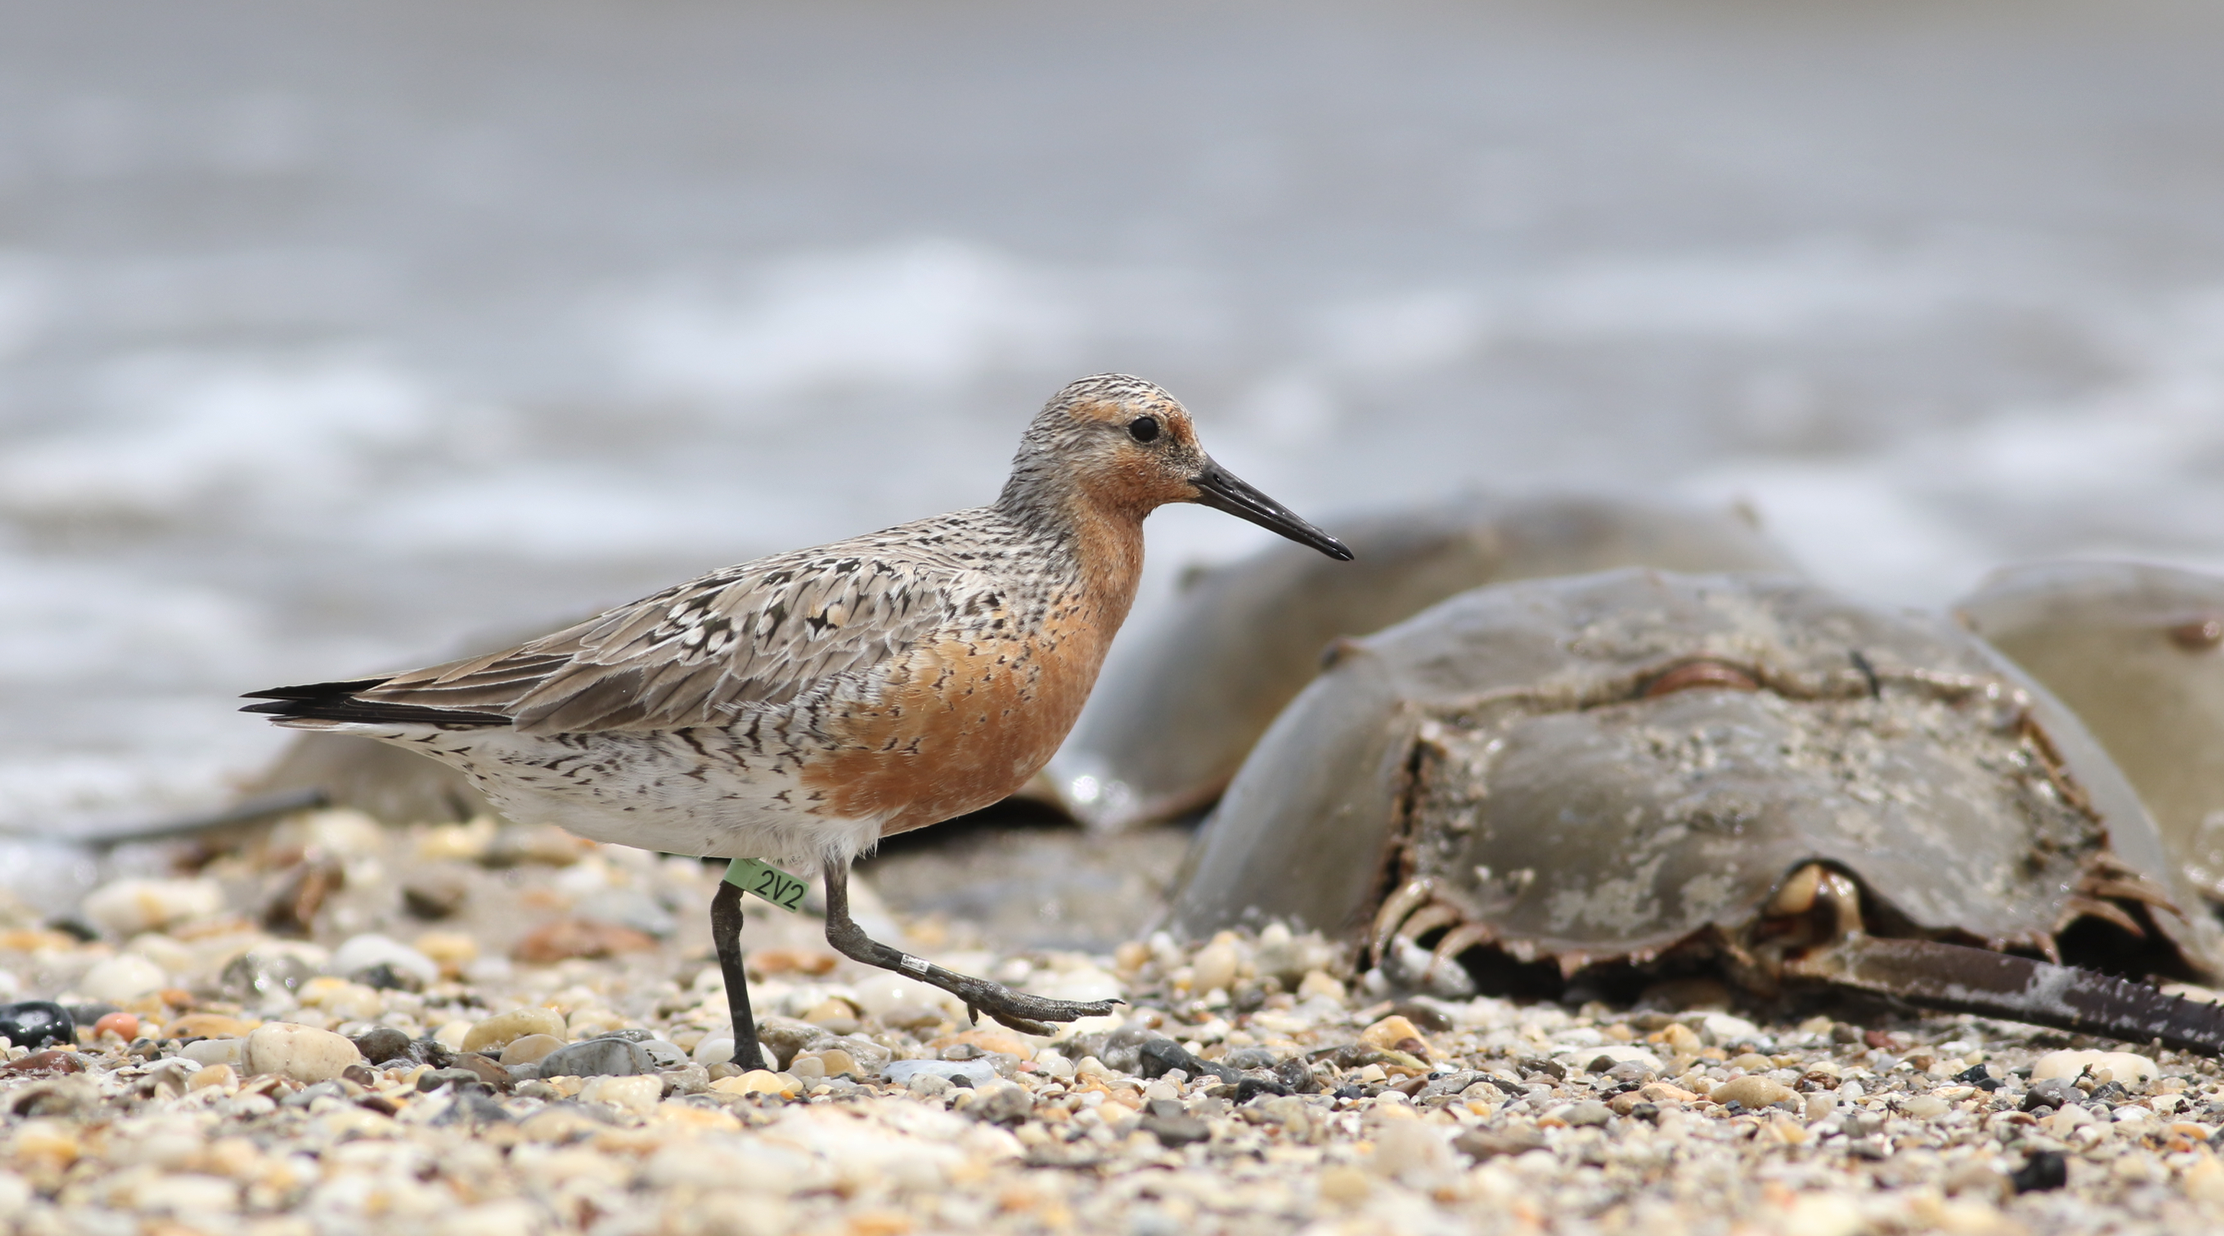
[{"left": 323, "top": 722, "right": 888, "bottom": 866}]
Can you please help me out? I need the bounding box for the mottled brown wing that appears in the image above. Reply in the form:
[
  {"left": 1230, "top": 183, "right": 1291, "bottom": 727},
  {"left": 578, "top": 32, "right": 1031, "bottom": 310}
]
[{"left": 357, "top": 550, "right": 973, "bottom": 734}]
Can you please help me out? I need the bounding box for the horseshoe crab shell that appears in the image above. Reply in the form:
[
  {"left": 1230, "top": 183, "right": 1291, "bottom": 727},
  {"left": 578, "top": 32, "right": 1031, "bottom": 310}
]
[
  {"left": 1050, "top": 495, "right": 1796, "bottom": 830},
  {"left": 1956, "top": 561, "right": 2224, "bottom": 904},
  {"left": 1169, "top": 569, "right": 2224, "bottom": 1011}
]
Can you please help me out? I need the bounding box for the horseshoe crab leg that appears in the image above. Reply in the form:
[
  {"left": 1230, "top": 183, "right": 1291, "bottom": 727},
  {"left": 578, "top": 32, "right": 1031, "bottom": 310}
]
[
  {"left": 1392, "top": 903, "right": 1464, "bottom": 948},
  {"left": 1786, "top": 935, "right": 2224, "bottom": 1056},
  {"left": 1370, "top": 878, "right": 1437, "bottom": 961},
  {"left": 1424, "top": 920, "right": 1497, "bottom": 981}
]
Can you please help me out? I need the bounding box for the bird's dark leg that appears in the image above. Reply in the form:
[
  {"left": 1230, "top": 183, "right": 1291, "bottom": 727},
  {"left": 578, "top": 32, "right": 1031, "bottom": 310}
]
[
  {"left": 819, "top": 859, "right": 1120, "bottom": 1035},
  {"left": 711, "top": 879, "right": 769, "bottom": 1072}
]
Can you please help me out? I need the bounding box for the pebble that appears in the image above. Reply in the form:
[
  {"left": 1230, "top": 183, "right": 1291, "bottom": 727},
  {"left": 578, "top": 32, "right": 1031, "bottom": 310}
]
[
  {"left": 1712, "top": 1075, "right": 1796, "bottom": 1109},
  {"left": 1901, "top": 1094, "right": 1951, "bottom": 1119},
  {"left": 91, "top": 1011, "right": 138, "bottom": 1040},
  {"left": 463, "top": 1006, "right": 566, "bottom": 1052},
  {"left": 2031, "top": 1049, "right": 2158, "bottom": 1084},
  {"left": 534, "top": 1036, "right": 656, "bottom": 1078},
  {"left": 1297, "top": 969, "right": 1346, "bottom": 1001},
  {"left": 885, "top": 1058, "right": 999, "bottom": 1087},
  {"left": 1560, "top": 1043, "right": 1661, "bottom": 1073},
  {"left": 512, "top": 918, "right": 658, "bottom": 963},
  {"left": 0, "top": 1001, "right": 74, "bottom": 1050},
  {"left": 76, "top": 954, "right": 167, "bottom": 1004},
  {"left": 1777, "top": 1192, "right": 1864, "bottom": 1236},
  {"left": 1190, "top": 938, "right": 1241, "bottom": 993},
  {"left": 907, "top": 1072, "right": 954, "bottom": 1097},
  {"left": 80, "top": 878, "right": 224, "bottom": 938},
  {"left": 330, "top": 933, "right": 442, "bottom": 988},
  {"left": 181, "top": 1038, "right": 245, "bottom": 1067},
  {"left": 580, "top": 1073, "right": 662, "bottom": 1114},
  {"left": 218, "top": 950, "right": 315, "bottom": 1002},
  {"left": 1560, "top": 1099, "right": 1613, "bottom": 1127},
  {"left": 1701, "top": 1012, "right": 1763, "bottom": 1042},
  {"left": 1357, "top": 1014, "right": 1432, "bottom": 1058},
  {"left": 1368, "top": 1120, "right": 1451, "bottom": 1178},
  {"left": 967, "top": 1081, "right": 1035, "bottom": 1126},
  {"left": 167, "top": 1012, "right": 253, "bottom": 1040},
  {"left": 499, "top": 1033, "right": 564, "bottom": 1066},
  {"left": 349, "top": 1025, "right": 415, "bottom": 1063},
  {"left": 711, "top": 1069, "right": 800, "bottom": 1098},
  {"left": 574, "top": 887, "right": 679, "bottom": 938},
  {"left": 242, "top": 1023, "right": 362, "bottom": 1083},
  {"left": 691, "top": 1035, "right": 735, "bottom": 1066}
]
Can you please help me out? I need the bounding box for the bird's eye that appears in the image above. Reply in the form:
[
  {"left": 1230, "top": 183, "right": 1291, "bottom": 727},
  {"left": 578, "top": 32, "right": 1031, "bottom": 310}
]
[{"left": 1127, "top": 416, "right": 1160, "bottom": 443}]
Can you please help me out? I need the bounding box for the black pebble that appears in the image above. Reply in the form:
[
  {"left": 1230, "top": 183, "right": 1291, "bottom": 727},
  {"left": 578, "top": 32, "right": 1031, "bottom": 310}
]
[
  {"left": 417, "top": 1067, "right": 488, "bottom": 1093},
  {"left": 350, "top": 963, "right": 411, "bottom": 992},
  {"left": 1333, "top": 1085, "right": 1365, "bottom": 1101},
  {"left": 350, "top": 1026, "right": 416, "bottom": 1064},
  {"left": 2023, "top": 1078, "right": 2078, "bottom": 1112},
  {"left": 44, "top": 919, "right": 97, "bottom": 943},
  {"left": 2010, "top": 1150, "right": 2069, "bottom": 1194},
  {"left": 63, "top": 1003, "right": 117, "bottom": 1029},
  {"left": 1234, "top": 1076, "right": 1292, "bottom": 1105},
  {"left": 1137, "top": 1038, "right": 1240, "bottom": 1084},
  {"left": 0, "top": 1001, "right": 74, "bottom": 1050}
]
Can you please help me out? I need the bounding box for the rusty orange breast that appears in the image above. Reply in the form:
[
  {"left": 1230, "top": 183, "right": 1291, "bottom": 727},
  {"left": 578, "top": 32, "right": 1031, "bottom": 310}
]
[
  {"left": 799, "top": 605, "right": 1114, "bottom": 834},
  {"left": 800, "top": 505, "right": 1146, "bottom": 835}
]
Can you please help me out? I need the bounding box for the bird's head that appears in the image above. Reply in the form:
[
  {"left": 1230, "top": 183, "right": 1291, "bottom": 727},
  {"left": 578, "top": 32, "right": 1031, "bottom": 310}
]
[{"left": 1005, "top": 373, "right": 1353, "bottom": 561}]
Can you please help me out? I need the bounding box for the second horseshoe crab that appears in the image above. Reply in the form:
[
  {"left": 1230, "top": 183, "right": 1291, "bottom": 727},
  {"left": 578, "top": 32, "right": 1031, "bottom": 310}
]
[
  {"left": 1956, "top": 560, "right": 2224, "bottom": 906},
  {"left": 1050, "top": 494, "right": 1796, "bottom": 830},
  {"left": 1169, "top": 568, "right": 2224, "bottom": 1052}
]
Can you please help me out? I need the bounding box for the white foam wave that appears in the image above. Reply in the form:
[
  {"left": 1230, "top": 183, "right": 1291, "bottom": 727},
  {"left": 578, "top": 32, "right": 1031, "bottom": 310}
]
[
  {"left": 612, "top": 240, "right": 1086, "bottom": 403},
  {"left": 0, "top": 348, "right": 438, "bottom": 522},
  {"left": 1685, "top": 286, "right": 2224, "bottom": 605}
]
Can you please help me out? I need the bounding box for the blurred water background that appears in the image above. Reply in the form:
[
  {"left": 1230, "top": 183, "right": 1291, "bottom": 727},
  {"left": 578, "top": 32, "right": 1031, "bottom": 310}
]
[{"left": 4, "top": 0, "right": 2224, "bottom": 867}]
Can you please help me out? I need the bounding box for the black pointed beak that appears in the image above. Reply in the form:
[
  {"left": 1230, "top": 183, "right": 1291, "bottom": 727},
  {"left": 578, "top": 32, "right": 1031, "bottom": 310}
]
[{"left": 1189, "top": 462, "right": 1354, "bottom": 561}]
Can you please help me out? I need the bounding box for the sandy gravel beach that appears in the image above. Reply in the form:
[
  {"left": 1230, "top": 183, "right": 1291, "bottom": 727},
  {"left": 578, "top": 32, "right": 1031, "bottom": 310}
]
[{"left": 0, "top": 810, "right": 2219, "bottom": 1236}]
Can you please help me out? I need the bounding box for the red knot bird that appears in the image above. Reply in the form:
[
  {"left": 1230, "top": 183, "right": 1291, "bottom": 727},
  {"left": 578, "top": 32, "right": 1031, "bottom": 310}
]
[{"left": 244, "top": 374, "right": 1351, "bottom": 1069}]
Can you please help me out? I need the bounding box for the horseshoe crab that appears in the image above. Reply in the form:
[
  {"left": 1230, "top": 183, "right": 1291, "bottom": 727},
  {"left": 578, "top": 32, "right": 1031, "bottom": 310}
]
[
  {"left": 1051, "top": 495, "right": 1796, "bottom": 830},
  {"left": 1956, "top": 561, "right": 2224, "bottom": 904},
  {"left": 1168, "top": 568, "right": 2224, "bottom": 1052}
]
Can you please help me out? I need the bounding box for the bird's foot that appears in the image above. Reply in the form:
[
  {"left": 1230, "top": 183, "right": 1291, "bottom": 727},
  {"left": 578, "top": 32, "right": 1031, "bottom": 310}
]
[
  {"left": 951, "top": 983, "right": 1122, "bottom": 1037},
  {"left": 818, "top": 859, "right": 1119, "bottom": 1037}
]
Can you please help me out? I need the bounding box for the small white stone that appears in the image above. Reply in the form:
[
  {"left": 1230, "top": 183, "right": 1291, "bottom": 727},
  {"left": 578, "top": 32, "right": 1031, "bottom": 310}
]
[
  {"left": 1554, "top": 1044, "right": 1660, "bottom": 1072},
  {"left": 1778, "top": 1192, "right": 1864, "bottom": 1236},
  {"left": 130, "top": 1173, "right": 239, "bottom": 1214},
  {"left": 851, "top": 970, "right": 959, "bottom": 1021},
  {"left": 1700, "top": 1013, "right": 1762, "bottom": 1045},
  {"left": 79, "top": 953, "right": 168, "bottom": 1003},
  {"left": 181, "top": 1038, "right": 245, "bottom": 1067},
  {"left": 1190, "top": 940, "right": 1241, "bottom": 994},
  {"left": 329, "top": 934, "right": 440, "bottom": 987},
  {"left": 692, "top": 1035, "right": 736, "bottom": 1066},
  {"left": 2032, "top": 1049, "right": 2158, "bottom": 1084},
  {"left": 580, "top": 1074, "right": 661, "bottom": 1114},
  {"left": 433, "top": 1019, "right": 473, "bottom": 1051},
  {"left": 433, "top": 1200, "right": 541, "bottom": 1236},
  {"left": 243, "top": 1022, "right": 362, "bottom": 1083},
  {"left": 1025, "top": 965, "right": 1124, "bottom": 1005},
  {"left": 1368, "top": 1121, "right": 1451, "bottom": 1181},
  {"left": 81, "top": 878, "right": 223, "bottom": 938}
]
